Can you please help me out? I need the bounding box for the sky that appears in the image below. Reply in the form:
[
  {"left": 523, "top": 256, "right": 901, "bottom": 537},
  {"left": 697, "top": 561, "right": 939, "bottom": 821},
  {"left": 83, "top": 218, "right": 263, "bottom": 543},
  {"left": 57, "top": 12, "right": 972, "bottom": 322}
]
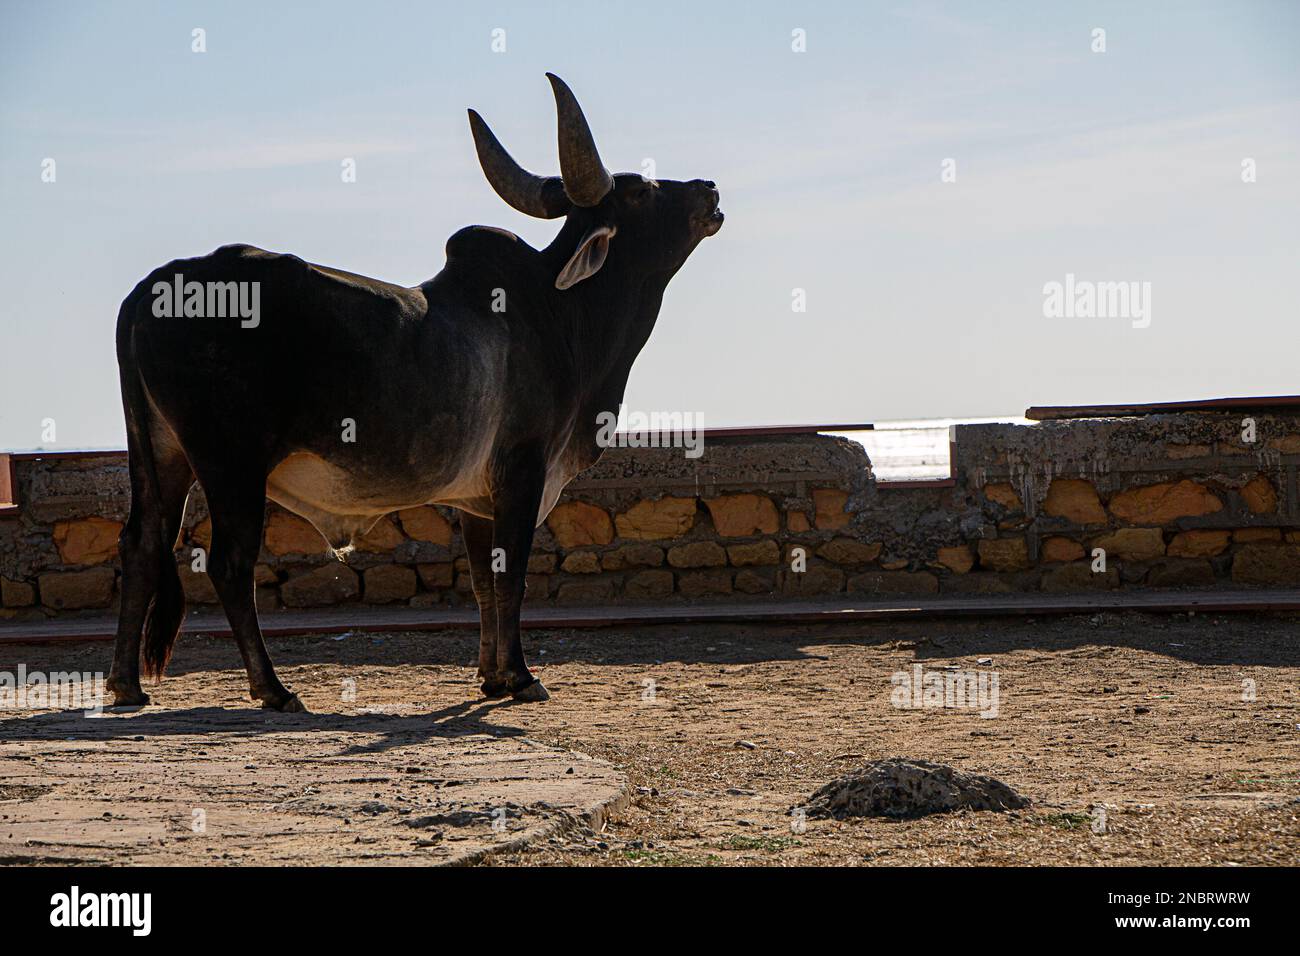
[{"left": 1, "top": 0, "right": 1298, "bottom": 451}]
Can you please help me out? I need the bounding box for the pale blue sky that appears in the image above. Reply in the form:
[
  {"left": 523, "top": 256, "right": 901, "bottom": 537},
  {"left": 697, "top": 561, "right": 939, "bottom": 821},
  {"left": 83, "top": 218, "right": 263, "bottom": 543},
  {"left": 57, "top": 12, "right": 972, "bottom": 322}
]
[{"left": 2, "top": 0, "right": 1298, "bottom": 451}]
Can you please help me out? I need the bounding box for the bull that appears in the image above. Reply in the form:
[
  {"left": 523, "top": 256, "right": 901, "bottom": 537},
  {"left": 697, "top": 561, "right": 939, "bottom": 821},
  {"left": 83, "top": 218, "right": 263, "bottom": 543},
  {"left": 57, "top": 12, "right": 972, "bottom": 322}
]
[{"left": 107, "top": 74, "right": 722, "bottom": 710}]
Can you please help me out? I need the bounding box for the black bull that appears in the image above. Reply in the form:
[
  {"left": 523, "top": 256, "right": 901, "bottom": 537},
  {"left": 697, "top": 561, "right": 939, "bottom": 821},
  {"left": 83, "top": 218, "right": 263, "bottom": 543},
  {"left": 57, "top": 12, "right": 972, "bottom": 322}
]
[{"left": 107, "top": 74, "right": 722, "bottom": 710}]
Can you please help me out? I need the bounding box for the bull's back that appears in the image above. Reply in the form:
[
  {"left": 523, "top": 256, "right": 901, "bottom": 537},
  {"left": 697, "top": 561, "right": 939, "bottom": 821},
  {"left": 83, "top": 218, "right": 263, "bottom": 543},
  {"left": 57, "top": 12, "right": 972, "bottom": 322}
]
[
  {"left": 124, "top": 244, "right": 417, "bottom": 379},
  {"left": 119, "top": 244, "right": 510, "bottom": 503}
]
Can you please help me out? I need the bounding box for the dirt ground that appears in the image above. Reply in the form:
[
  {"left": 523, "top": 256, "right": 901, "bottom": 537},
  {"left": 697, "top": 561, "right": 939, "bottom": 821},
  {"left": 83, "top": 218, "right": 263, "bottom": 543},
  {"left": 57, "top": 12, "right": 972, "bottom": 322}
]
[{"left": 4, "top": 610, "right": 1299, "bottom": 866}]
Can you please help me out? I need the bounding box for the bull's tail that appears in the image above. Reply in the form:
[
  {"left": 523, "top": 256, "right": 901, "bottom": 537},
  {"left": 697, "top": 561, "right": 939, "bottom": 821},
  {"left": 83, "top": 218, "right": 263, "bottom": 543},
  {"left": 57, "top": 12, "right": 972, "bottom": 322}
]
[{"left": 140, "top": 537, "right": 184, "bottom": 679}]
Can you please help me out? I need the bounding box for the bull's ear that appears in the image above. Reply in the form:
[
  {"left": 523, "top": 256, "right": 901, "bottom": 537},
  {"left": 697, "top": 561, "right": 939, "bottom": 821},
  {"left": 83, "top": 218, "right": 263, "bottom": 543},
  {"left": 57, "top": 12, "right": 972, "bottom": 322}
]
[{"left": 555, "top": 224, "right": 615, "bottom": 290}]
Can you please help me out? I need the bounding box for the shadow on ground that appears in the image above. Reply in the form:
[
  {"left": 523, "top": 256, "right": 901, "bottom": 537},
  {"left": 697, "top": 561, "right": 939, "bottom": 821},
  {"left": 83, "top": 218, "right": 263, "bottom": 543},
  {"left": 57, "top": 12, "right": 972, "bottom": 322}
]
[
  {"left": 0, "top": 696, "right": 530, "bottom": 756},
  {"left": 4, "top": 613, "right": 1299, "bottom": 689}
]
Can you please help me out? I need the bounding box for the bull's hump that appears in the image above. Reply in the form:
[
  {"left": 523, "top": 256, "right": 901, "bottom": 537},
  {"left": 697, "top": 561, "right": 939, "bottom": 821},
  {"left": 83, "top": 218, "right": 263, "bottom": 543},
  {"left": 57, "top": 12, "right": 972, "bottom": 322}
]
[{"left": 445, "top": 225, "right": 522, "bottom": 259}]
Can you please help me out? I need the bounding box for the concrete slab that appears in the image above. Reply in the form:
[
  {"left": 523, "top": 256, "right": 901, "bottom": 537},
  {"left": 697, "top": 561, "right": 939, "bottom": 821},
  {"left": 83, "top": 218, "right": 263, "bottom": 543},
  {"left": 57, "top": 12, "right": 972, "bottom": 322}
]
[{"left": 0, "top": 704, "right": 629, "bottom": 866}]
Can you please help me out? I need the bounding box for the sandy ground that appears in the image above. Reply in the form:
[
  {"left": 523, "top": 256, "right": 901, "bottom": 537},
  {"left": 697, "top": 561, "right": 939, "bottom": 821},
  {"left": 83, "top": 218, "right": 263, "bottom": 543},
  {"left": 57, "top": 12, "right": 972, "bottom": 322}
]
[{"left": 3, "top": 610, "right": 1298, "bottom": 866}]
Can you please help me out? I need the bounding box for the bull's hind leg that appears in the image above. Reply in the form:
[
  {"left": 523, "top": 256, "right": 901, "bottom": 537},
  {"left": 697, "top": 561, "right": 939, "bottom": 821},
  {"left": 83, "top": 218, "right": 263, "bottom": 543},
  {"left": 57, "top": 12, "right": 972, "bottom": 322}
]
[
  {"left": 108, "top": 443, "right": 193, "bottom": 707},
  {"left": 202, "top": 473, "right": 304, "bottom": 712},
  {"left": 461, "top": 510, "right": 508, "bottom": 698}
]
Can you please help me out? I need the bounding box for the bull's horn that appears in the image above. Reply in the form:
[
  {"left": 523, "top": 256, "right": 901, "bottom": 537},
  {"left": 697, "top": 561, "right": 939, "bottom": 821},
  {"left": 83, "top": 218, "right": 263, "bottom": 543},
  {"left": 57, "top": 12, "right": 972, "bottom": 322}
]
[
  {"left": 546, "top": 73, "right": 614, "bottom": 207},
  {"left": 467, "top": 108, "right": 569, "bottom": 219}
]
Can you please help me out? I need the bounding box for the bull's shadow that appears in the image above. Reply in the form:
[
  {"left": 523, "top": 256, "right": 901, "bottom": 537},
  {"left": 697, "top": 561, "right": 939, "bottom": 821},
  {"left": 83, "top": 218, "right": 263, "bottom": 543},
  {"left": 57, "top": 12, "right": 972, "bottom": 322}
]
[
  {"left": 229, "top": 616, "right": 1300, "bottom": 670},
  {"left": 0, "top": 697, "right": 526, "bottom": 757},
  {"left": 127, "top": 624, "right": 832, "bottom": 683}
]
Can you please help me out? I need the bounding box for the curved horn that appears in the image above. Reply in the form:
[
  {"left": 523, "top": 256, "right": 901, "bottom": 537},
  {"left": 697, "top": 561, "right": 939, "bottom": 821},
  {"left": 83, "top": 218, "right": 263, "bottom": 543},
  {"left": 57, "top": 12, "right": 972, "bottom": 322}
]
[
  {"left": 546, "top": 73, "right": 614, "bottom": 207},
  {"left": 467, "top": 109, "right": 569, "bottom": 219}
]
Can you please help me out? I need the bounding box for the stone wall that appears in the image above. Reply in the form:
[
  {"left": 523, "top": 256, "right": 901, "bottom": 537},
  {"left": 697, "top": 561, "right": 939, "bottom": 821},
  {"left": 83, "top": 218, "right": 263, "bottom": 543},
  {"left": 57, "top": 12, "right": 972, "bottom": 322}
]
[{"left": 3, "top": 412, "right": 1299, "bottom": 621}]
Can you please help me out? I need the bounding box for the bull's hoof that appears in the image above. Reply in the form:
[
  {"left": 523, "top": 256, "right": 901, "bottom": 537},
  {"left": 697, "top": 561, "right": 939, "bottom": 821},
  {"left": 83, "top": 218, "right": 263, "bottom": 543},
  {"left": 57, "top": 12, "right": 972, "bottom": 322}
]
[
  {"left": 262, "top": 693, "right": 308, "bottom": 713},
  {"left": 111, "top": 690, "right": 150, "bottom": 708},
  {"left": 480, "top": 680, "right": 511, "bottom": 700},
  {"left": 106, "top": 677, "right": 150, "bottom": 708},
  {"left": 510, "top": 679, "right": 549, "bottom": 703}
]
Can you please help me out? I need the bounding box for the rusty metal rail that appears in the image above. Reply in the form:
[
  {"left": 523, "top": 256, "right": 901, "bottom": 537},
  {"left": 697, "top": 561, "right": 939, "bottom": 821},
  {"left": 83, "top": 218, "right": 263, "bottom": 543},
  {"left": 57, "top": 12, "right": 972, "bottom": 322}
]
[
  {"left": 1026, "top": 395, "right": 1300, "bottom": 421},
  {"left": 2, "top": 589, "right": 1298, "bottom": 646}
]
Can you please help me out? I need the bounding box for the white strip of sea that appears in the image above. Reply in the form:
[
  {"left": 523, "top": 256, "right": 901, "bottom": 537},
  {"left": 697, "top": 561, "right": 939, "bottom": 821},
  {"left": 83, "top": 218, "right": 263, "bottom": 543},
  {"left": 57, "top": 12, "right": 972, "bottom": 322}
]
[{"left": 828, "top": 416, "right": 1032, "bottom": 482}]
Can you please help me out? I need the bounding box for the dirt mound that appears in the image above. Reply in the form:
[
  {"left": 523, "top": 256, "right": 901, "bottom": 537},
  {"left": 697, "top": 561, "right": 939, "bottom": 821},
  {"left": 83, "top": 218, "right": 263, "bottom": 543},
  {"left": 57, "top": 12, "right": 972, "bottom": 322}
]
[{"left": 798, "top": 758, "right": 1030, "bottom": 819}]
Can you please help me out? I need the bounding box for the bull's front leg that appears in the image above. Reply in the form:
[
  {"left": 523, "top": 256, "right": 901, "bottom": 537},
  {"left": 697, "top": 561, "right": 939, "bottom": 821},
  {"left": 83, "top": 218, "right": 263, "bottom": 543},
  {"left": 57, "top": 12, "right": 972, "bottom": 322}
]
[
  {"left": 491, "top": 447, "right": 549, "bottom": 703},
  {"left": 460, "top": 510, "right": 508, "bottom": 698}
]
